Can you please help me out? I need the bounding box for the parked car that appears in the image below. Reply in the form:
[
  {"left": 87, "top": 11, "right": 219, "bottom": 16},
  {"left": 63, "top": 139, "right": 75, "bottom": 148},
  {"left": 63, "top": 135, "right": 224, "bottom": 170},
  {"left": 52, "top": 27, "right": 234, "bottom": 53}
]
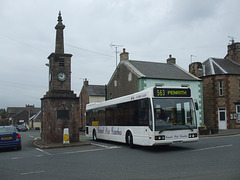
[
  {"left": 16, "top": 124, "right": 27, "bottom": 132},
  {"left": 0, "top": 126, "right": 22, "bottom": 150}
]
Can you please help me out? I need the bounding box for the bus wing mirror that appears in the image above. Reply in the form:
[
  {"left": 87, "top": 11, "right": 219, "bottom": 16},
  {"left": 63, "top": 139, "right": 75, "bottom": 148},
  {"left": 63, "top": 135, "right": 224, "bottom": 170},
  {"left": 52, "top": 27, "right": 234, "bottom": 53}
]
[{"left": 195, "top": 102, "right": 199, "bottom": 111}]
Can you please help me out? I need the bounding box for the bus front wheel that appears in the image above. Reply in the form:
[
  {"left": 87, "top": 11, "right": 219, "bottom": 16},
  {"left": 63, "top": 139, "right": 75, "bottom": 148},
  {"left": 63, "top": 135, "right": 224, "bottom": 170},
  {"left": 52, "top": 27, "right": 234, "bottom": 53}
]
[
  {"left": 126, "top": 131, "right": 134, "bottom": 148},
  {"left": 93, "top": 130, "right": 97, "bottom": 141}
]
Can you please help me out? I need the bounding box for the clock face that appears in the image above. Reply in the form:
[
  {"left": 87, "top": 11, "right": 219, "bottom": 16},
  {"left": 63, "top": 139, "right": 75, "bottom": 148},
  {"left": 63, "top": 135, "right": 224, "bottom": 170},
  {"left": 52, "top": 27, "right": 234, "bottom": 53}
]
[{"left": 58, "top": 72, "right": 66, "bottom": 81}]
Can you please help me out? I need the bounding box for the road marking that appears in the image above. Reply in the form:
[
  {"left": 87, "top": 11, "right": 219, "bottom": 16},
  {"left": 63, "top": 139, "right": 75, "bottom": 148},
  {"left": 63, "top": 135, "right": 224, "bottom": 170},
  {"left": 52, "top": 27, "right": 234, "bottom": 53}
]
[
  {"left": 58, "top": 148, "right": 107, "bottom": 155},
  {"left": 200, "top": 134, "right": 240, "bottom": 139},
  {"left": 91, "top": 143, "right": 121, "bottom": 149},
  {"left": 21, "top": 170, "right": 45, "bottom": 175},
  {"left": 36, "top": 148, "right": 53, "bottom": 155},
  {"left": 192, "top": 144, "right": 233, "bottom": 152},
  {"left": 58, "top": 145, "right": 122, "bottom": 155},
  {"left": 11, "top": 157, "right": 24, "bottom": 160}
]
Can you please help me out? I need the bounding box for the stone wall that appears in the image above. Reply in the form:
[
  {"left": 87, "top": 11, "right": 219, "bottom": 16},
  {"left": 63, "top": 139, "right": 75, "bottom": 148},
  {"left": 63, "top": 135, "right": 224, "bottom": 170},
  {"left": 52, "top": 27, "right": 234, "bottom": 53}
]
[
  {"left": 203, "top": 75, "right": 240, "bottom": 129},
  {"left": 107, "top": 62, "right": 138, "bottom": 99},
  {"left": 79, "top": 87, "right": 89, "bottom": 129},
  {"left": 41, "top": 95, "right": 80, "bottom": 144}
]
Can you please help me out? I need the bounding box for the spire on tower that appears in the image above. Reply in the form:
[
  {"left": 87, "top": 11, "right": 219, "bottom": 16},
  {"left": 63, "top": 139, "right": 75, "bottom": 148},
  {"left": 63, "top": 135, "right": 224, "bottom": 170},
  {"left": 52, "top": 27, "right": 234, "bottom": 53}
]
[
  {"left": 58, "top": 11, "right": 62, "bottom": 22},
  {"left": 55, "top": 11, "right": 65, "bottom": 54}
]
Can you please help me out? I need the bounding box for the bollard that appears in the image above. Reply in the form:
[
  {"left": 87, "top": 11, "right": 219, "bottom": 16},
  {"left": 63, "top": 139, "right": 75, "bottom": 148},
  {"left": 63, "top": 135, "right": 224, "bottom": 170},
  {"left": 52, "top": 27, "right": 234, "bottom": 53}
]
[{"left": 63, "top": 128, "right": 70, "bottom": 144}]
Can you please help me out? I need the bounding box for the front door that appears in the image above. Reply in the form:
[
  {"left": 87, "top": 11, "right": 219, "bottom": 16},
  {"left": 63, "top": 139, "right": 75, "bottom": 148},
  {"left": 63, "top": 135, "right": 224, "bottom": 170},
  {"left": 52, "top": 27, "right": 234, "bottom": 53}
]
[{"left": 218, "top": 108, "right": 227, "bottom": 129}]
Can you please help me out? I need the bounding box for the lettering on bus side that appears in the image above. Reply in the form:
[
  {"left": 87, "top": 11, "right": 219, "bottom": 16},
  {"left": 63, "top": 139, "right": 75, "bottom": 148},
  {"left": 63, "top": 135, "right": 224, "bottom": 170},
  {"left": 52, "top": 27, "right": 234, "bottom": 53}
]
[
  {"left": 131, "top": 93, "right": 147, "bottom": 101},
  {"left": 97, "top": 127, "right": 122, "bottom": 135},
  {"left": 165, "top": 134, "right": 188, "bottom": 140}
]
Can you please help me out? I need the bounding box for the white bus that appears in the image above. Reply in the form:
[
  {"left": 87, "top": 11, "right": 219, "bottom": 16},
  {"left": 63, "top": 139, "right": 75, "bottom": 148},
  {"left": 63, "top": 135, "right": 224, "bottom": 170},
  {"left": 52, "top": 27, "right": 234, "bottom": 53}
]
[{"left": 85, "top": 86, "right": 199, "bottom": 147}]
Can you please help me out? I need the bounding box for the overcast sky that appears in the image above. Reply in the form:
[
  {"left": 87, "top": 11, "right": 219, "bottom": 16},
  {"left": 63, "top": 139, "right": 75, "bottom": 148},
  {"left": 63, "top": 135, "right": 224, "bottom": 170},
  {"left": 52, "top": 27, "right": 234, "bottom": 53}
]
[{"left": 1, "top": 0, "right": 240, "bottom": 109}]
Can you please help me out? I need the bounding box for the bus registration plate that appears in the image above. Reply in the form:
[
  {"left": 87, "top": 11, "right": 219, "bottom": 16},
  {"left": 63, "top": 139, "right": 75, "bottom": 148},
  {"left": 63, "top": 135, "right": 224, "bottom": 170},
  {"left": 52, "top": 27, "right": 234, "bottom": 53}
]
[{"left": 172, "top": 141, "right": 183, "bottom": 144}]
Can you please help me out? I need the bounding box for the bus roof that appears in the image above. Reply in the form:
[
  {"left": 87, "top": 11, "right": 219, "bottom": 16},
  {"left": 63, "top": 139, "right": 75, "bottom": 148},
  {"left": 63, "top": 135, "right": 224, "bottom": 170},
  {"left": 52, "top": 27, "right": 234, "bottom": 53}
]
[{"left": 86, "top": 86, "right": 191, "bottom": 110}]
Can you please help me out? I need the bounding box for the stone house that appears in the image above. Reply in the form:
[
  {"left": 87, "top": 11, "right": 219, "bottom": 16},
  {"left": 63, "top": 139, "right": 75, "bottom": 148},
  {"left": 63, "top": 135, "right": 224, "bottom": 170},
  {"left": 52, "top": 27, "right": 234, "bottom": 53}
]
[
  {"left": 189, "top": 41, "right": 240, "bottom": 129},
  {"left": 7, "top": 105, "right": 41, "bottom": 127},
  {"left": 29, "top": 110, "right": 42, "bottom": 130},
  {"left": 107, "top": 49, "right": 204, "bottom": 127},
  {"left": 79, "top": 79, "right": 106, "bottom": 129}
]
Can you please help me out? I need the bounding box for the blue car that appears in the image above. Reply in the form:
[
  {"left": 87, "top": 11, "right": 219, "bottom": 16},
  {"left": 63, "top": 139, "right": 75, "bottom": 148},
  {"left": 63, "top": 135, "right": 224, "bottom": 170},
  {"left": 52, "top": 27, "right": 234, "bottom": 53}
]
[{"left": 0, "top": 126, "right": 22, "bottom": 150}]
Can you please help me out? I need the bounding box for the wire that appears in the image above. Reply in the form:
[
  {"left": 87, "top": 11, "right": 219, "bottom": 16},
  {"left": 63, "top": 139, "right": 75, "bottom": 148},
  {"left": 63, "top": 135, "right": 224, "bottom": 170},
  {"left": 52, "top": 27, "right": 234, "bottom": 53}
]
[{"left": 65, "top": 43, "right": 114, "bottom": 58}]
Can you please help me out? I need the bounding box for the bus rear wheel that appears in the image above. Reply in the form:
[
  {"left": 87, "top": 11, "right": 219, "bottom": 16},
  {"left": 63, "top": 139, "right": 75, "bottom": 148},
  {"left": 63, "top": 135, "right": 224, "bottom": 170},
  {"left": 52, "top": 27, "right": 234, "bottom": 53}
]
[
  {"left": 93, "top": 130, "right": 97, "bottom": 141},
  {"left": 126, "top": 131, "right": 134, "bottom": 148}
]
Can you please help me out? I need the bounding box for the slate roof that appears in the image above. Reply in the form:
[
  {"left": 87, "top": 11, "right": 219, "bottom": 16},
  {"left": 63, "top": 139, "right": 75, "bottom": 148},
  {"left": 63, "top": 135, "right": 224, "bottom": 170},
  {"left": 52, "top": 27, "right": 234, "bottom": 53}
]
[
  {"left": 7, "top": 107, "right": 41, "bottom": 115},
  {"left": 124, "top": 60, "right": 200, "bottom": 81},
  {"left": 85, "top": 85, "right": 105, "bottom": 96},
  {"left": 203, "top": 58, "right": 240, "bottom": 76}
]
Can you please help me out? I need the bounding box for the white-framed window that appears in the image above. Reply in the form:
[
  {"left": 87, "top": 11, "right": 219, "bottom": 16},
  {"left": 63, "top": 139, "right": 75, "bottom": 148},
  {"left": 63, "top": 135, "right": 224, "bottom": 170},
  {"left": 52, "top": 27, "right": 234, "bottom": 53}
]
[
  {"left": 236, "top": 105, "right": 240, "bottom": 123},
  {"left": 219, "top": 81, "right": 223, "bottom": 96},
  {"left": 236, "top": 105, "right": 240, "bottom": 114},
  {"left": 181, "top": 84, "right": 189, "bottom": 87}
]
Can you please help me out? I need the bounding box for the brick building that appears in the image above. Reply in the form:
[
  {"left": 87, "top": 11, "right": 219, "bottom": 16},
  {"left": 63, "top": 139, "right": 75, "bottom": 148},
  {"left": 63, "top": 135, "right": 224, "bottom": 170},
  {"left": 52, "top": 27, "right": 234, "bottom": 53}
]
[
  {"left": 79, "top": 79, "right": 105, "bottom": 129},
  {"left": 189, "top": 41, "right": 240, "bottom": 129}
]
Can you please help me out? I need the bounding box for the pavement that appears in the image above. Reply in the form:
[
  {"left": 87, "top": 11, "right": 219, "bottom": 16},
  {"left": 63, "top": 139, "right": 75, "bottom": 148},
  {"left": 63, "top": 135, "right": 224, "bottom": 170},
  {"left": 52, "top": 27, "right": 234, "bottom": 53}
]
[
  {"left": 199, "top": 129, "right": 240, "bottom": 138},
  {"left": 33, "top": 129, "right": 240, "bottom": 149},
  {"left": 33, "top": 137, "right": 91, "bottom": 149}
]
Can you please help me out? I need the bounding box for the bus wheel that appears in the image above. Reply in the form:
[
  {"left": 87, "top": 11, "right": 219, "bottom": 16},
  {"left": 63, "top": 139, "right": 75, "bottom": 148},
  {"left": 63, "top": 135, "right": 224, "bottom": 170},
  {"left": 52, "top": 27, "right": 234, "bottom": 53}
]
[
  {"left": 126, "top": 131, "right": 134, "bottom": 148},
  {"left": 93, "top": 130, "right": 97, "bottom": 141}
]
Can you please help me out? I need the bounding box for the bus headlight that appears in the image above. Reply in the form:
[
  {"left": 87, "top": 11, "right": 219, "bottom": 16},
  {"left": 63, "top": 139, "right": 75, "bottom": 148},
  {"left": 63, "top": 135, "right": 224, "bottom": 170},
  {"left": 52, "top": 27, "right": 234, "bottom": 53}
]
[
  {"left": 189, "top": 133, "right": 198, "bottom": 138},
  {"left": 155, "top": 135, "right": 165, "bottom": 140}
]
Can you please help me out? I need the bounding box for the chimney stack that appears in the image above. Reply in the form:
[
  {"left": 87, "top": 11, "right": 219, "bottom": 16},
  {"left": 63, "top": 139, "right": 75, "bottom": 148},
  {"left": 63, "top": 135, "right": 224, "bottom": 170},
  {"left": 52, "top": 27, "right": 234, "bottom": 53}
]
[
  {"left": 189, "top": 62, "right": 203, "bottom": 77},
  {"left": 120, "top": 48, "right": 129, "bottom": 61},
  {"left": 167, "top": 54, "right": 176, "bottom": 64},
  {"left": 84, "top": 78, "right": 89, "bottom": 86},
  {"left": 225, "top": 42, "right": 240, "bottom": 64}
]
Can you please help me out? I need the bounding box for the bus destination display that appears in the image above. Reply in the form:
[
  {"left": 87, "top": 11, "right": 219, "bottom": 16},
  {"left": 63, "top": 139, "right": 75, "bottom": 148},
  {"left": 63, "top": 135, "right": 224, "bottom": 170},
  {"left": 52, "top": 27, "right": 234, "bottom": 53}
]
[{"left": 154, "top": 88, "right": 191, "bottom": 97}]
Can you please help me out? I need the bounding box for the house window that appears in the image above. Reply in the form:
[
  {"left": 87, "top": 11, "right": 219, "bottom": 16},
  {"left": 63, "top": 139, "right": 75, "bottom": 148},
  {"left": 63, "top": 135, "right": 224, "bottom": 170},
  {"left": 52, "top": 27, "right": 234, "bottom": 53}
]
[
  {"left": 239, "top": 81, "right": 240, "bottom": 96},
  {"left": 219, "top": 81, "right": 223, "bottom": 96},
  {"left": 236, "top": 105, "right": 240, "bottom": 114},
  {"left": 155, "top": 83, "right": 164, "bottom": 87},
  {"left": 236, "top": 105, "right": 240, "bottom": 123},
  {"left": 114, "top": 80, "right": 117, "bottom": 87},
  {"left": 181, "top": 84, "right": 189, "bottom": 87},
  {"left": 128, "top": 72, "right": 132, "bottom": 82}
]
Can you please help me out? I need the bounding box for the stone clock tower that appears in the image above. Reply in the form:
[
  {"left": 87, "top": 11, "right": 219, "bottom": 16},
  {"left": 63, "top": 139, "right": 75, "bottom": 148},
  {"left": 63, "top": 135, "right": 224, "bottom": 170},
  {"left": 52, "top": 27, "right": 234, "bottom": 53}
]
[{"left": 41, "top": 12, "right": 80, "bottom": 144}]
